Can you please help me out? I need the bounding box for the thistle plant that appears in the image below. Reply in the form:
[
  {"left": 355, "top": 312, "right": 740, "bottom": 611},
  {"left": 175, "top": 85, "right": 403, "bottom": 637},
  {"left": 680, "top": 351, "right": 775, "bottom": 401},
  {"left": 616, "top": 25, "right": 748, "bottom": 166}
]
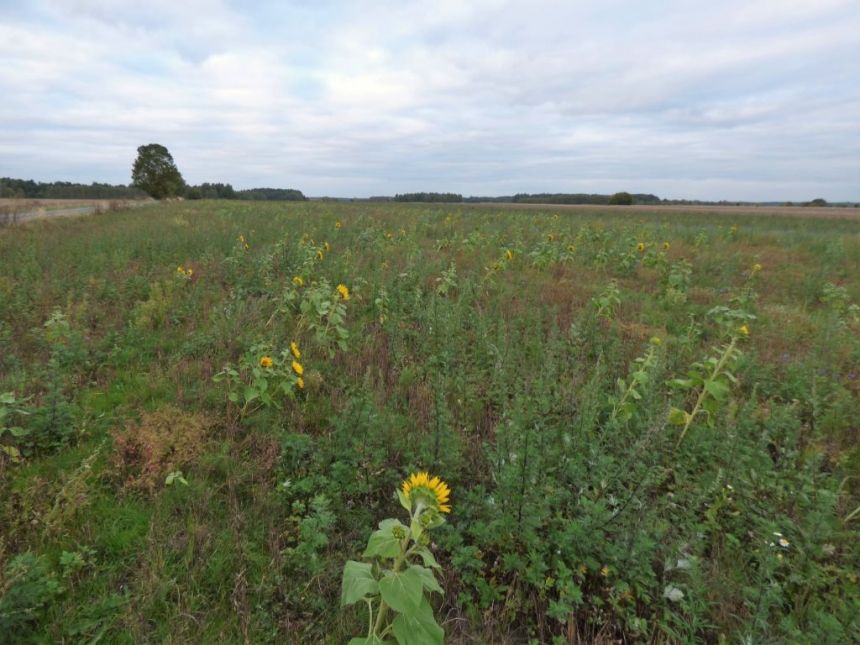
[{"left": 341, "top": 472, "right": 450, "bottom": 645}]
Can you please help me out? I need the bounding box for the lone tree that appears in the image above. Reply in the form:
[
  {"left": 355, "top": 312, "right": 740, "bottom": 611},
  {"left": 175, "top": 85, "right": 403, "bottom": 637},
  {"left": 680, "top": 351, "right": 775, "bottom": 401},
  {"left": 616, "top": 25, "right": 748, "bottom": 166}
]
[
  {"left": 131, "top": 144, "right": 185, "bottom": 199},
  {"left": 608, "top": 191, "right": 634, "bottom": 205}
]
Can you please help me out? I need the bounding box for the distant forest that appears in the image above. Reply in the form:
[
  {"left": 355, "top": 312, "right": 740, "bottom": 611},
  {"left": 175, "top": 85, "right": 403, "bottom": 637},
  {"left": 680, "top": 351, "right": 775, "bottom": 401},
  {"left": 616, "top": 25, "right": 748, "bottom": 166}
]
[{"left": 1, "top": 178, "right": 307, "bottom": 202}]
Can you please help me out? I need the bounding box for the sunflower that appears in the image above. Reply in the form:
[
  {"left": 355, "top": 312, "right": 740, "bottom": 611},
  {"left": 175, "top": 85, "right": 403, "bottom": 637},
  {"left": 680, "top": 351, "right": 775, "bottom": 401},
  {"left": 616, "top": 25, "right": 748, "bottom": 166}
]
[
  {"left": 260, "top": 356, "right": 273, "bottom": 368},
  {"left": 292, "top": 275, "right": 304, "bottom": 287},
  {"left": 737, "top": 324, "right": 750, "bottom": 337},
  {"left": 296, "top": 377, "right": 304, "bottom": 389},
  {"left": 505, "top": 249, "right": 513, "bottom": 261},
  {"left": 290, "top": 341, "right": 301, "bottom": 359},
  {"left": 292, "top": 360, "right": 304, "bottom": 376},
  {"left": 335, "top": 220, "right": 342, "bottom": 229},
  {"left": 752, "top": 263, "right": 763, "bottom": 273},
  {"left": 401, "top": 472, "right": 451, "bottom": 513},
  {"left": 324, "top": 241, "right": 331, "bottom": 251},
  {"left": 336, "top": 284, "right": 350, "bottom": 300},
  {"left": 663, "top": 241, "right": 670, "bottom": 251},
  {"left": 316, "top": 249, "right": 324, "bottom": 261},
  {"left": 637, "top": 242, "right": 646, "bottom": 253}
]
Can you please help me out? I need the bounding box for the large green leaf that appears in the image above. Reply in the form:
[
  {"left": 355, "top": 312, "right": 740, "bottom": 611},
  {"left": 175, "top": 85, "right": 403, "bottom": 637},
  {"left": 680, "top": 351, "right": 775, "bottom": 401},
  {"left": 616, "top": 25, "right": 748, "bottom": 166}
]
[
  {"left": 341, "top": 560, "right": 378, "bottom": 606},
  {"left": 413, "top": 547, "right": 441, "bottom": 570},
  {"left": 391, "top": 596, "right": 443, "bottom": 645},
  {"left": 363, "top": 519, "right": 406, "bottom": 559},
  {"left": 408, "top": 564, "right": 443, "bottom": 594},
  {"left": 378, "top": 566, "right": 422, "bottom": 614}
]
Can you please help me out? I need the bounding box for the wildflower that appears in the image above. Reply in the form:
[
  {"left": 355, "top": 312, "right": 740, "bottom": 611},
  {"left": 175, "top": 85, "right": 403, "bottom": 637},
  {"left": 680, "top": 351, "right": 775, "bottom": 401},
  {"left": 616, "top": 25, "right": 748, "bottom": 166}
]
[
  {"left": 335, "top": 220, "right": 342, "bottom": 229},
  {"left": 292, "top": 275, "right": 304, "bottom": 287},
  {"left": 316, "top": 250, "right": 324, "bottom": 261},
  {"left": 505, "top": 249, "right": 513, "bottom": 261},
  {"left": 567, "top": 244, "right": 576, "bottom": 252},
  {"left": 186, "top": 268, "right": 193, "bottom": 277},
  {"left": 663, "top": 241, "right": 670, "bottom": 251},
  {"left": 778, "top": 537, "right": 790, "bottom": 548},
  {"left": 547, "top": 233, "right": 556, "bottom": 242},
  {"left": 324, "top": 241, "right": 331, "bottom": 252},
  {"left": 600, "top": 565, "right": 610, "bottom": 578},
  {"left": 637, "top": 242, "right": 646, "bottom": 253},
  {"left": 290, "top": 341, "right": 301, "bottom": 359},
  {"left": 650, "top": 336, "right": 662, "bottom": 346},
  {"left": 737, "top": 324, "right": 750, "bottom": 337},
  {"left": 296, "top": 377, "right": 304, "bottom": 389},
  {"left": 177, "top": 265, "right": 184, "bottom": 273},
  {"left": 752, "top": 263, "right": 763, "bottom": 273},
  {"left": 577, "top": 564, "right": 587, "bottom": 576},
  {"left": 291, "top": 361, "right": 304, "bottom": 376},
  {"left": 401, "top": 472, "right": 451, "bottom": 513},
  {"left": 336, "top": 283, "right": 350, "bottom": 300},
  {"left": 260, "top": 356, "right": 273, "bottom": 368}
]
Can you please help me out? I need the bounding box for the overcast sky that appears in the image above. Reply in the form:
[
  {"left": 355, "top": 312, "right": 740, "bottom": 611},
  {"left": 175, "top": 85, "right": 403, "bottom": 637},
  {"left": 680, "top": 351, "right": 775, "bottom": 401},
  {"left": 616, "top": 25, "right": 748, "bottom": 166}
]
[{"left": 1, "top": 0, "right": 858, "bottom": 200}]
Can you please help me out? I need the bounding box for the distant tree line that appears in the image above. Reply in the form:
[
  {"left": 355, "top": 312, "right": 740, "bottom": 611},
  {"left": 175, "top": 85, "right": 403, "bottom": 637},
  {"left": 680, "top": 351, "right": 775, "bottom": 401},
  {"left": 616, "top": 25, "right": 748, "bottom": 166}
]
[
  {"left": 0, "top": 177, "right": 146, "bottom": 199},
  {"left": 232, "top": 187, "right": 307, "bottom": 201},
  {"left": 186, "top": 183, "right": 308, "bottom": 201},
  {"left": 394, "top": 192, "right": 463, "bottom": 203},
  {"left": 463, "top": 192, "right": 662, "bottom": 205}
]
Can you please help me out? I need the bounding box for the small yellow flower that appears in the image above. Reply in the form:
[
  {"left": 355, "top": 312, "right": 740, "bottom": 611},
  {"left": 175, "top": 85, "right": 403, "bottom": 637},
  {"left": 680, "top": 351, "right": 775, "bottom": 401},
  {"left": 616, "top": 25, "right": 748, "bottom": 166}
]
[
  {"left": 323, "top": 241, "right": 331, "bottom": 252},
  {"left": 637, "top": 242, "right": 646, "bottom": 253},
  {"left": 663, "top": 241, "right": 670, "bottom": 251},
  {"left": 335, "top": 220, "right": 342, "bottom": 229},
  {"left": 316, "top": 250, "right": 324, "bottom": 261},
  {"left": 600, "top": 565, "right": 610, "bottom": 578},
  {"left": 336, "top": 283, "right": 350, "bottom": 300},
  {"left": 401, "top": 471, "right": 451, "bottom": 513},
  {"left": 650, "top": 336, "right": 662, "bottom": 346},
  {"left": 577, "top": 564, "right": 588, "bottom": 576},
  {"left": 737, "top": 324, "right": 750, "bottom": 337},
  {"left": 547, "top": 233, "right": 556, "bottom": 242},
  {"left": 177, "top": 265, "right": 184, "bottom": 273},
  {"left": 296, "top": 377, "right": 304, "bottom": 389},
  {"left": 752, "top": 263, "right": 763, "bottom": 273},
  {"left": 260, "top": 356, "right": 273, "bottom": 368},
  {"left": 290, "top": 341, "right": 301, "bottom": 359},
  {"left": 505, "top": 249, "right": 513, "bottom": 261},
  {"left": 239, "top": 234, "right": 245, "bottom": 243},
  {"left": 567, "top": 244, "right": 576, "bottom": 253},
  {"left": 292, "top": 275, "right": 304, "bottom": 287},
  {"left": 291, "top": 360, "right": 304, "bottom": 376}
]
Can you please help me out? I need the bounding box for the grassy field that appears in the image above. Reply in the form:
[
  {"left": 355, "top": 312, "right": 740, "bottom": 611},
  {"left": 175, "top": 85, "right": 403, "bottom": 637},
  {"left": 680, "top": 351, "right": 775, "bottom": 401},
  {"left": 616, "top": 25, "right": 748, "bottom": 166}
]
[{"left": 0, "top": 201, "right": 858, "bottom": 643}]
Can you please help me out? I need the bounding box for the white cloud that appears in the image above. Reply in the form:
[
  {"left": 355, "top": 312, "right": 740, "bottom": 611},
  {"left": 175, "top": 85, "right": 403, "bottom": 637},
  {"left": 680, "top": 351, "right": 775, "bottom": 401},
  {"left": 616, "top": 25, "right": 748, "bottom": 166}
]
[{"left": 0, "top": 0, "right": 858, "bottom": 200}]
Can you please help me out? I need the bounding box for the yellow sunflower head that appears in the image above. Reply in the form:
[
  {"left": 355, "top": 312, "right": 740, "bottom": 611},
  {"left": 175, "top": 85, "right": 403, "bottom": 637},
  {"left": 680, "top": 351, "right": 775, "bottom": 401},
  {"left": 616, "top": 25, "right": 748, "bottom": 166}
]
[
  {"left": 335, "top": 220, "right": 342, "bottom": 229},
  {"left": 292, "top": 360, "right": 304, "bottom": 376},
  {"left": 290, "top": 341, "right": 301, "bottom": 359},
  {"left": 637, "top": 242, "right": 646, "bottom": 253},
  {"left": 260, "top": 356, "right": 273, "bottom": 368},
  {"left": 505, "top": 249, "right": 513, "bottom": 261},
  {"left": 292, "top": 275, "right": 304, "bottom": 287},
  {"left": 336, "top": 283, "right": 350, "bottom": 300},
  {"left": 296, "top": 377, "right": 304, "bottom": 389},
  {"left": 316, "top": 249, "right": 324, "bottom": 261},
  {"left": 401, "top": 472, "right": 451, "bottom": 513},
  {"left": 663, "top": 241, "right": 670, "bottom": 251}
]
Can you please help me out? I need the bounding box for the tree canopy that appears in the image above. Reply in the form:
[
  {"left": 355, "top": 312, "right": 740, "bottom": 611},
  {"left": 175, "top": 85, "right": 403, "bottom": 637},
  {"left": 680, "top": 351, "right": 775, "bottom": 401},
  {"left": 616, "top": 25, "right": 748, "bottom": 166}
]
[{"left": 131, "top": 144, "right": 185, "bottom": 199}]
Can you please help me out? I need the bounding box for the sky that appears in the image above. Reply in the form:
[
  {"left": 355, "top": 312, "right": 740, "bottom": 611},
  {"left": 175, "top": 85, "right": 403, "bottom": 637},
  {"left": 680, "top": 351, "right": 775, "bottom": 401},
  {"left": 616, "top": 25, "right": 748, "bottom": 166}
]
[{"left": 0, "top": 0, "right": 858, "bottom": 201}]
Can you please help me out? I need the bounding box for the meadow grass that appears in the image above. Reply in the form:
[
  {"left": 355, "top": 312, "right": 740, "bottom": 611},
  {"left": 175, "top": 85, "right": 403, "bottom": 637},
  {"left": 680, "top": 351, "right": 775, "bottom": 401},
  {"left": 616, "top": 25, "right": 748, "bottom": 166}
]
[{"left": 0, "top": 201, "right": 858, "bottom": 643}]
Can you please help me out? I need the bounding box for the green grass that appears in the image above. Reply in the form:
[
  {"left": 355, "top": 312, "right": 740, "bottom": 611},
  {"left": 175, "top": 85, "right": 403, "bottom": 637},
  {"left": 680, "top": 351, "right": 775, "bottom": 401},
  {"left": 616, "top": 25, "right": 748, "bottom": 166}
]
[{"left": 1, "top": 201, "right": 858, "bottom": 643}]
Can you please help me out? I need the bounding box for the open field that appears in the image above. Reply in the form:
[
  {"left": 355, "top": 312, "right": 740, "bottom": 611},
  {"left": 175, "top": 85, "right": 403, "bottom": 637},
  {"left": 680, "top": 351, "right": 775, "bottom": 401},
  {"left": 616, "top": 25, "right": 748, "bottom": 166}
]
[
  {"left": 0, "top": 198, "right": 150, "bottom": 225},
  {"left": 0, "top": 201, "right": 858, "bottom": 643}
]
